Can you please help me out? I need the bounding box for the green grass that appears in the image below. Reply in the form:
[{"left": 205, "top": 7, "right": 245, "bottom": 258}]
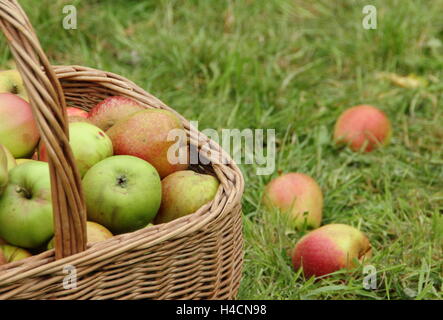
[{"left": 1, "top": 0, "right": 442, "bottom": 299}]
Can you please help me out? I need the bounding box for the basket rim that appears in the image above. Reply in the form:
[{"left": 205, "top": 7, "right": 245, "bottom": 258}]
[{"left": 0, "top": 65, "right": 245, "bottom": 287}]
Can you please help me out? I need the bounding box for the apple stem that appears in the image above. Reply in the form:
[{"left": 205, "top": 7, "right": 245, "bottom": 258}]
[
  {"left": 15, "top": 186, "right": 32, "bottom": 199},
  {"left": 117, "top": 175, "right": 128, "bottom": 188}
]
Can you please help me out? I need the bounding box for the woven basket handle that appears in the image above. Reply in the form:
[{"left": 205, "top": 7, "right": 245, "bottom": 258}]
[{"left": 0, "top": 0, "right": 86, "bottom": 259}]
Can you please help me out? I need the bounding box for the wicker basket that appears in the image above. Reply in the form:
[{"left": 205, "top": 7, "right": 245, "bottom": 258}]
[{"left": 0, "top": 0, "right": 244, "bottom": 299}]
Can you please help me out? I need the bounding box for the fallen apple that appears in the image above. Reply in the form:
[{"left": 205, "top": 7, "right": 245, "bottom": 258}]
[
  {"left": 0, "top": 161, "right": 53, "bottom": 249},
  {"left": 334, "top": 105, "right": 391, "bottom": 152},
  {"left": 0, "top": 244, "right": 32, "bottom": 263},
  {"left": 291, "top": 224, "right": 372, "bottom": 278},
  {"left": 88, "top": 96, "right": 145, "bottom": 131},
  {"left": 0, "top": 69, "right": 28, "bottom": 101},
  {"left": 83, "top": 155, "right": 162, "bottom": 234},
  {"left": 262, "top": 173, "right": 323, "bottom": 229},
  {"left": 107, "top": 109, "right": 189, "bottom": 178},
  {"left": 47, "top": 221, "right": 113, "bottom": 250},
  {"left": 0, "top": 93, "right": 40, "bottom": 158},
  {"left": 39, "top": 122, "right": 113, "bottom": 177},
  {"left": 154, "top": 170, "right": 219, "bottom": 224}
]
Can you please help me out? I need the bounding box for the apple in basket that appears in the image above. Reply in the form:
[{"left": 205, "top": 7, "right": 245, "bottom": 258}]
[
  {"left": 0, "top": 144, "right": 16, "bottom": 171},
  {"left": 0, "top": 145, "right": 8, "bottom": 195},
  {"left": 0, "top": 249, "right": 5, "bottom": 265},
  {"left": 0, "top": 161, "right": 53, "bottom": 249},
  {"left": 0, "top": 69, "right": 28, "bottom": 101},
  {"left": 262, "top": 172, "right": 323, "bottom": 230},
  {"left": 291, "top": 224, "right": 372, "bottom": 278},
  {"left": 106, "top": 109, "right": 189, "bottom": 178},
  {"left": 66, "top": 107, "right": 91, "bottom": 124},
  {"left": 66, "top": 106, "right": 89, "bottom": 118},
  {"left": 0, "top": 93, "right": 40, "bottom": 158},
  {"left": 39, "top": 122, "right": 113, "bottom": 177},
  {"left": 47, "top": 221, "right": 113, "bottom": 250},
  {"left": 154, "top": 170, "right": 220, "bottom": 224},
  {"left": 0, "top": 244, "right": 32, "bottom": 265},
  {"left": 88, "top": 96, "right": 145, "bottom": 131},
  {"left": 82, "top": 155, "right": 162, "bottom": 234}
]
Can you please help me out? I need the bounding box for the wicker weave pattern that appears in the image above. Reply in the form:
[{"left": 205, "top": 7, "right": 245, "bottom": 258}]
[{"left": 0, "top": 2, "right": 244, "bottom": 300}]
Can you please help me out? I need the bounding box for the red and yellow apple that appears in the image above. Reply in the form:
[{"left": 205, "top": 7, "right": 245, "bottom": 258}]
[
  {"left": 107, "top": 109, "right": 189, "bottom": 178},
  {"left": 334, "top": 105, "right": 391, "bottom": 152},
  {"left": 292, "top": 224, "right": 372, "bottom": 278},
  {"left": 0, "top": 93, "right": 40, "bottom": 158},
  {"left": 154, "top": 170, "right": 219, "bottom": 224},
  {"left": 66, "top": 107, "right": 88, "bottom": 118},
  {"left": 88, "top": 96, "right": 145, "bottom": 131},
  {"left": 262, "top": 173, "right": 323, "bottom": 229}
]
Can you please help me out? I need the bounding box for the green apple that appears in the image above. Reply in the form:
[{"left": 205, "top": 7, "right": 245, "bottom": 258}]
[
  {"left": 0, "top": 161, "right": 53, "bottom": 248},
  {"left": 0, "top": 145, "right": 8, "bottom": 195},
  {"left": 83, "top": 155, "right": 162, "bottom": 234},
  {"left": 0, "top": 244, "right": 32, "bottom": 263},
  {"left": 154, "top": 170, "right": 219, "bottom": 224},
  {"left": 39, "top": 122, "right": 113, "bottom": 177},
  {"left": 15, "top": 158, "right": 36, "bottom": 166},
  {"left": 0, "top": 69, "right": 28, "bottom": 101},
  {"left": 47, "top": 221, "right": 113, "bottom": 249},
  {"left": 0, "top": 93, "right": 40, "bottom": 158},
  {"left": 0, "top": 144, "right": 16, "bottom": 171}
]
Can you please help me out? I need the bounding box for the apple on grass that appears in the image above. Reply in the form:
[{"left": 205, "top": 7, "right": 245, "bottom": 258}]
[
  {"left": 88, "top": 96, "right": 145, "bottom": 131},
  {"left": 39, "top": 122, "right": 113, "bottom": 177},
  {"left": 82, "top": 155, "right": 162, "bottom": 234},
  {"left": 106, "top": 109, "right": 189, "bottom": 178},
  {"left": 0, "top": 161, "right": 53, "bottom": 249},
  {"left": 334, "top": 105, "right": 391, "bottom": 153},
  {"left": 0, "top": 69, "right": 28, "bottom": 101},
  {"left": 262, "top": 173, "right": 323, "bottom": 230},
  {"left": 154, "top": 170, "right": 219, "bottom": 225},
  {"left": 291, "top": 224, "right": 372, "bottom": 278},
  {"left": 0, "top": 93, "right": 40, "bottom": 158},
  {"left": 47, "top": 221, "right": 113, "bottom": 250}
]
